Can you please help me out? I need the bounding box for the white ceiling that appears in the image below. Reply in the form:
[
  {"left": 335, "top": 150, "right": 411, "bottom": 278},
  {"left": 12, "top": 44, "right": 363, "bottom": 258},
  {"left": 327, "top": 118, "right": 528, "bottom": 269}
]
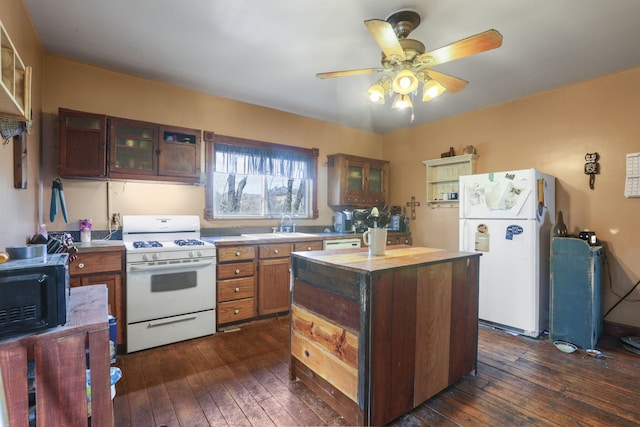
[{"left": 23, "top": 0, "right": 640, "bottom": 134}]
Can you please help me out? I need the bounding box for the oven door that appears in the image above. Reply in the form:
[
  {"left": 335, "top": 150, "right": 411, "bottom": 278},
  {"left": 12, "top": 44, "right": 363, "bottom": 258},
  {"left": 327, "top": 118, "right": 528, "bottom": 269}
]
[{"left": 126, "top": 257, "right": 215, "bottom": 323}]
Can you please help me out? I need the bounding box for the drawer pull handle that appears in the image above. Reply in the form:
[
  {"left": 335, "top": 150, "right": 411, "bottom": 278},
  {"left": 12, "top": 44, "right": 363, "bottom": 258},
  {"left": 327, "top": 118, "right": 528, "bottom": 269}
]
[
  {"left": 78, "top": 263, "right": 85, "bottom": 269},
  {"left": 235, "top": 269, "right": 240, "bottom": 274},
  {"left": 235, "top": 287, "right": 240, "bottom": 292},
  {"left": 274, "top": 249, "right": 279, "bottom": 254},
  {"left": 234, "top": 309, "right": 240, "bottom": 314},
  {"left": 235, "top": 251, "right": 241, "bottom": 256}
]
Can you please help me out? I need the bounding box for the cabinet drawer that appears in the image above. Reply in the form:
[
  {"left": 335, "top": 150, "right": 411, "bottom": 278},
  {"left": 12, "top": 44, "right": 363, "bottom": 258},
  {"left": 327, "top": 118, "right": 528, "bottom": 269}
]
[
  {"left": 218, "top": 298, "right": 255, "bottom": 324},
  {"left": 294, "top": 241, "right": 323, "bottom": 252},
  {"left": 217, "top": 245, "right": 256, "bottom": 263},
  {"left": 70, "top": 251, "right": 123, "bottom": 275},
  {"left": 259, "top": 243, "right": 291, "bottom": 259},
  {"left": 217, "top": 261, "right": 255, "bottom": 279},
  {"left": 218, "top": 277, "right": 255, "bottom": 302}
]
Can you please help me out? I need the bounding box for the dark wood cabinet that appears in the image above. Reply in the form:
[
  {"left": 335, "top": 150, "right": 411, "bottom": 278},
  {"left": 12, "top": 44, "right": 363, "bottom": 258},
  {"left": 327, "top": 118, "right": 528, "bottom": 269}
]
[
  {"left": 257, "top": 243, "right": 292, "bottom": 316},
  {"left": 58, "top": 108, "right": 201, "bottom": 183},
  {"left": 109, "top": 118, "right": 201, "bottom": 183},
  {"left": 327, "top": 153, "right": 389, "bottom": 208},
  {"left": 69, "top": 247, "right": 125, "bottom": 349},
  {"left": 58, "top": 108, "right": 108, "bottom": 178},
  {"left": 158, "top": 125, "right": 201, "bottom": 179},
  {"left": 216, "top": 245, "right": 257, "bottom": 326}
]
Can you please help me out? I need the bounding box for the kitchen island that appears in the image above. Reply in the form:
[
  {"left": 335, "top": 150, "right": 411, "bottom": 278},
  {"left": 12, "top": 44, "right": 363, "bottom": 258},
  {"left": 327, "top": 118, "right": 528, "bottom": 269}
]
[{"left": 289, "top": 246, "right": 481, "bottom": 426}]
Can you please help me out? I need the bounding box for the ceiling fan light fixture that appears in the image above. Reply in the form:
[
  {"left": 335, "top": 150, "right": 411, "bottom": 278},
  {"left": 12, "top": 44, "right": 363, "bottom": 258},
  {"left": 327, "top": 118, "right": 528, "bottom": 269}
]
[
  {"left": 422, "top": 79, "right": 446, "bottom": 101},
  {"left": 367, "top": 76, "right": 391, "bottom": 104},
  {"left": 392, "top": 69, "right": 419, "bottom": 94},
  {"left": 392, "top": 93, "right": 413, "bottom": 109}
]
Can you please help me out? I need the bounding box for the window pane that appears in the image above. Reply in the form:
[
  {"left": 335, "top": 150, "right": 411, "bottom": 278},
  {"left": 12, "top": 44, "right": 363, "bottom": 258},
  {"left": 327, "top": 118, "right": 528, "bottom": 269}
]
[
  {"left": 213, "top": 172, "right": 264, "bottom": 217},
  {"left": 266, "top": 177, "right": 308, "bottom": 215}
]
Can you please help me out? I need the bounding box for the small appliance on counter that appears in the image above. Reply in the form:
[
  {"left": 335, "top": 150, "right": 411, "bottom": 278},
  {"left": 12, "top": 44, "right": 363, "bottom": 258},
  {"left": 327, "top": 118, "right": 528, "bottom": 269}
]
[
  {"left": 333, "top": 210, "right": 354, "bottom": 233},
  {"left": 0, "top": 253, "right": 70, "bottom": 339}
]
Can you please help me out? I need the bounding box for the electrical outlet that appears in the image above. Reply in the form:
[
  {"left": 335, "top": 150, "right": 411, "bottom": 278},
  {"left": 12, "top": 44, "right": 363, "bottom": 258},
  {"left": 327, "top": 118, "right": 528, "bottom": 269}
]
[{"left": 111, "top": 213, "right": 121, "bottom": 227}]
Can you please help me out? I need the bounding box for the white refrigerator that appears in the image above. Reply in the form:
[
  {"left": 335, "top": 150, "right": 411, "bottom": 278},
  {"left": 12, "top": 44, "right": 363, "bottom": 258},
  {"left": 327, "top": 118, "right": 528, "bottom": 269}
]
[{"left": 459, "top": 169, "right": 555, "bottom": 337}]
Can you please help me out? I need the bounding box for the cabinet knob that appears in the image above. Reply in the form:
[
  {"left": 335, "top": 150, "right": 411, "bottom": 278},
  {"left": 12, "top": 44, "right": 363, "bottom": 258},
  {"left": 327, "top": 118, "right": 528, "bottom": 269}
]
[
  {"left": 387, "top": 240, "right": 391, "bottom": 244},
  {"left": 307, "top": 246, "right": 312, "bottom": 251},
  {"left": 235, "top": 269, "right": 240, "bottom": 274},
  {"left": 235, "top": 251, "right": 241, "bottom": 256},
  {"left": 234, "top": 309, "right": 240, "bottom": 314},
  {"left": 234, "top": 287, "right": 240, "bottom": 292},
  {"left": 274, "top": 249, "right": 279, "bottom": 254},
  {"left": 78, "top": 263, "right": 85, "bottom": 269}
]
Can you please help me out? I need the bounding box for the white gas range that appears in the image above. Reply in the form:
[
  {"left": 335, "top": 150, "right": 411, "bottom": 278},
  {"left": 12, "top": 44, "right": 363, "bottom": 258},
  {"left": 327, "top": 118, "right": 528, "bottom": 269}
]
[{"left": 123, "top": 215, "right": 216, "bottom": 353}]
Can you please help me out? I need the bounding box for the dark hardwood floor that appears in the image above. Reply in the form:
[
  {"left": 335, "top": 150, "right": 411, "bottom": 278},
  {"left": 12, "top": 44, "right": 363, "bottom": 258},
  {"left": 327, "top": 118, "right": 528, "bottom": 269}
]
[{"left": 113, "top": 318, "right": 640, "bottom": 426}]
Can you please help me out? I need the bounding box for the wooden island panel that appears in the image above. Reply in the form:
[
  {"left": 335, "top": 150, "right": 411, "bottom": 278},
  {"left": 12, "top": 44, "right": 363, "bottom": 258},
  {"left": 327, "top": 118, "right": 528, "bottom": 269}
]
[{"left": 290, "top": 246, "right": 480, "bottom": 426}]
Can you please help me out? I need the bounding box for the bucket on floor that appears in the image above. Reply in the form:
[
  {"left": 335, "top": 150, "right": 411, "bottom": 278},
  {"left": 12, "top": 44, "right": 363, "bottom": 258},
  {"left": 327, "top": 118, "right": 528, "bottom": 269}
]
[{"left": 108, "top": 315, "right": 117, "bottom": 363}]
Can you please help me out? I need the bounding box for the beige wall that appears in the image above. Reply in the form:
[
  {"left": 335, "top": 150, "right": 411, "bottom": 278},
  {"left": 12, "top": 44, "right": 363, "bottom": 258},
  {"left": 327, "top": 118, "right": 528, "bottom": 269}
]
[
  {"left": 383, "top": 67, "right": 640, "bottom": 328},
  {"left": 40, "top": 55, "right": 383, "bottom": 232},
  {"left": 0, "top": 1, "right": 43, "bottom": 246}
]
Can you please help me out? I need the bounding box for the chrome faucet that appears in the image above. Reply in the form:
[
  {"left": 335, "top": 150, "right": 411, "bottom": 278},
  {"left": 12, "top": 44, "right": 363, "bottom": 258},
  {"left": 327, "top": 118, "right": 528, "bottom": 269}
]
[{"left": 280, "top": 215, "right": 295, "bottom": 232}]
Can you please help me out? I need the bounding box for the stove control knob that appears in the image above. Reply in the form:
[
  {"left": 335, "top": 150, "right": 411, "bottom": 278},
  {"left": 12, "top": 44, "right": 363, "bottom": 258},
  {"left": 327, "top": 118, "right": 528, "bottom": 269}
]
[
  {"left": 188, "top": 251, "right": 194, "bottom": 258},
  {"left": 152, "top": 253, "right": 159, "bottom": 260},
  {"left": 196, "top": 250, "right": 202, "bottom": 257},
  {"left": 143, "top": 254, "right": 149, "bottom": 261}
]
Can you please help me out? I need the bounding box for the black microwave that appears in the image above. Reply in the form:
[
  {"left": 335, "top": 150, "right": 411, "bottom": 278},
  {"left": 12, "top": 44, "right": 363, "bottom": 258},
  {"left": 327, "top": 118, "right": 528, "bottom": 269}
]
[{"left": 0, "top": 253, "right": 69, "bottom": 340}]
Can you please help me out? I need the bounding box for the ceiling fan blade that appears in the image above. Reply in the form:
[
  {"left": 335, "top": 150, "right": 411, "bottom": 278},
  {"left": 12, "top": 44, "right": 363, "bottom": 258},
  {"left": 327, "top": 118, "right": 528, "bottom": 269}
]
[
  {"left": 316, "top": 68, "right": 384, "bottom": 79},
  {"left": 421, "top": 69, "right": 469, "bottom": 93},
  {"left": 416, "top": 29, "right": 503, "bottom": 67},
  {"left": 364, "top": 19, "right": 406, "bottom": 62}
]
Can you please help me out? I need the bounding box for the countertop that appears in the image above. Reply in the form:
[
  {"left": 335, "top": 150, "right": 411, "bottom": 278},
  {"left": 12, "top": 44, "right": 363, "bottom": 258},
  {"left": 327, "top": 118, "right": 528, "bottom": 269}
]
[
  {"left": 74, "top": 240, "right": 125, "bottom": 252},
  {"left": 291, "top": 245, "right": 480, "bottom": 273},
  {"left": 202, "top": 232, "right": 367, "bottom": 246}
]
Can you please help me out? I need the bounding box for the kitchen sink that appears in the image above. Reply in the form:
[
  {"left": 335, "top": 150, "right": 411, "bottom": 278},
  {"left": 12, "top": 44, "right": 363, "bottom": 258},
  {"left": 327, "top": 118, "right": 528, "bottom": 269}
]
[{"left": 240, "top": 232, "right": 316, "bottom": 239}]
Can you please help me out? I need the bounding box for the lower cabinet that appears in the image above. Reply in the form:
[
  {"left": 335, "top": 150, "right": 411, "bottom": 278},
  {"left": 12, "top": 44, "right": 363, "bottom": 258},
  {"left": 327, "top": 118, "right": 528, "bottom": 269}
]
[
  {"left": 258, "top": 243, "right": 292, "bottom": 316},
  {"left": 216, "top": 245, "right": 257, "bottom": 326},
  {"left": 69, "top": 247, "right": 125, "bottom": 349}
]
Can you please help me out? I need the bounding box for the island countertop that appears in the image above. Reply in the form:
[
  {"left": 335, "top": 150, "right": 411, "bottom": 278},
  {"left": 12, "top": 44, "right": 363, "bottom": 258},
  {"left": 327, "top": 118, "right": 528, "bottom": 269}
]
[{"left": 291, "top": 245, "right": 479, "bottom": 272}]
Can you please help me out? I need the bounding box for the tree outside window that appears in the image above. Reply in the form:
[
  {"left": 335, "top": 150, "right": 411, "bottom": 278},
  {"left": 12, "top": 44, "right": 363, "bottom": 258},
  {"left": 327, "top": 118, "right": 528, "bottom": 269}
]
[{"left": 205, "top": 135, "right": 318, "bottom": 219}]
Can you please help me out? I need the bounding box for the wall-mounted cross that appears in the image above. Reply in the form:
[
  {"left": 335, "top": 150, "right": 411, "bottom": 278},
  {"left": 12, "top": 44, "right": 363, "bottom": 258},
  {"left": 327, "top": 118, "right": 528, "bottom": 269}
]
[{"left": 406, "top": 196, "right": 421, "bottom": 220}]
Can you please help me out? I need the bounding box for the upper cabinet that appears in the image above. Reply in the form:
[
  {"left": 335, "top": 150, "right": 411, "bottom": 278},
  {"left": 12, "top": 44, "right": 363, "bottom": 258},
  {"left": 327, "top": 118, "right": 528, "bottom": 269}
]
[
  {"left": 0, "top": 20, "right": 31, "bottom": 121},
  {"left": 58, "top": 109, "right": 108, "bottom": 178},
  {"left": 327, "top": 153, "right": 389, "bottom": 208},
  {"left": 423, "top": 154, "right": 478, "bottom": 206},
  {"left": 58, "top": 108, "right": 202, "bottom": 184}
]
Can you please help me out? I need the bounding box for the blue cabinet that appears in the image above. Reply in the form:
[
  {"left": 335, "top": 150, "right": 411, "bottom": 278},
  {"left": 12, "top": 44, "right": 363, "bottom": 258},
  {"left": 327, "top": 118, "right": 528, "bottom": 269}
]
[{"left": 550, "top": 237, "right": 604, "bottom": 349}]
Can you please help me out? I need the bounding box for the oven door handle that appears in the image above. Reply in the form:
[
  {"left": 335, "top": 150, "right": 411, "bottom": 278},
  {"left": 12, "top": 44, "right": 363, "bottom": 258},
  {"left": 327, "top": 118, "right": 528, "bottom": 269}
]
[
  {"left": 147, "top": 313, "right": 199, "bottom": 328},
  {"left": 128, "top": 259, "right": 214, "bottom": 272}
]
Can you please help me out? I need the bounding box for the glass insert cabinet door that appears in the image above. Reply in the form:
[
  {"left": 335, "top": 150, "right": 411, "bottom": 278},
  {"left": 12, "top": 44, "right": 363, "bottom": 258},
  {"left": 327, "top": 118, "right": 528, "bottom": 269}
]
[
  {"left": 347, "top": 164, "right": 365, "bottom": 193},
  {"left": 110, "top": 118, "right": 156, "bottom": 174},
  {"left": 368, "top": 166, "right": 383, "bottom": 194}
]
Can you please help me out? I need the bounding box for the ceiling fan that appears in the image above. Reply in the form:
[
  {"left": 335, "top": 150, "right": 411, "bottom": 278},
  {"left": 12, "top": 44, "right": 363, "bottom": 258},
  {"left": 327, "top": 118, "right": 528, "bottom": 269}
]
[{"left": 316, "top": 10, "right": 503, "bottom": 108}]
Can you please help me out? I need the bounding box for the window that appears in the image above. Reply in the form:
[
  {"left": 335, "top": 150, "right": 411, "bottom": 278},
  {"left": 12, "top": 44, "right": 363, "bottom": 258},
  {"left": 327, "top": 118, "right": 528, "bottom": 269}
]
[{"left": 205, "top": 134, "right": 318, "bottom": 219}]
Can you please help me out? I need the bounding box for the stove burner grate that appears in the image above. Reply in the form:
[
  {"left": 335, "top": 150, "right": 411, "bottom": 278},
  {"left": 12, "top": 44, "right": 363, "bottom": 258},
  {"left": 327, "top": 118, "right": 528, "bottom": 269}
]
[
  {"left": 133, "top": 241, "right": 163, "bottom": 248},
  {"left": 174, "top": 239, "right": 205, "bottom": 247}
]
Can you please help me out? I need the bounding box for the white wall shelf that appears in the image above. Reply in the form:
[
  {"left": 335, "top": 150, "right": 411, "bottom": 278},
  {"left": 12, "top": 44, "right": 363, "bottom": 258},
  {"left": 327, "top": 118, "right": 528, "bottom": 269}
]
[
  {"left": 423, "top": 154, "right": 478, "bottom": 207},
  {"left": 0, "top": 20, "right": 31, "bottom": 121}
]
